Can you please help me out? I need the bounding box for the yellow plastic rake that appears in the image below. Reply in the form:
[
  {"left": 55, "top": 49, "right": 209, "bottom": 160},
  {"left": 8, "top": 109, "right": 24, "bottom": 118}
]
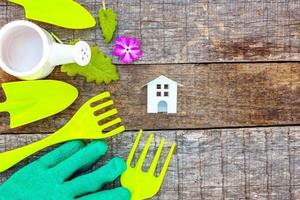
[
  {"left": 0, "top": 92, "right": 125, "bottom": 172},
  {"left": 121, "top": 130, "right": 176, "bottom": 200}
]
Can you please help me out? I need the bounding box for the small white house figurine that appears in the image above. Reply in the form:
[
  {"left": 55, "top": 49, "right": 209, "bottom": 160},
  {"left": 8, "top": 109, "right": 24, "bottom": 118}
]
[{"left": 145, "top": 75, "right": 180, "bottom": 113}]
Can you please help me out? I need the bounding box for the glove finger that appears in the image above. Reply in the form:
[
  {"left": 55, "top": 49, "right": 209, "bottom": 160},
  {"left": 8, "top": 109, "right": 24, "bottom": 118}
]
[
  {"left": 77, "top": 187, "right": 130, "bottom": 200},
  {"left": 52, "top": 140, "right": 108, "bottom": 180},
  {"left": 66, "top": 157, "right": 126, "bottom": 197},
  {"left": 38, "top": 140, "right": 85, "bottom": 168}
]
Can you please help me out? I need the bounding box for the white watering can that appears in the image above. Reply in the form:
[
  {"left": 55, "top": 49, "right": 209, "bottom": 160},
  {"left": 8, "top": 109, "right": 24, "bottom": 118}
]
[{"left": 0, "top": 20, "right": 91, "bottom": 80}]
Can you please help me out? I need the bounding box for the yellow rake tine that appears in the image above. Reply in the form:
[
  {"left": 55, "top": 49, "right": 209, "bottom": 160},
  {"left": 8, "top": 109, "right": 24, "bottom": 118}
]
[
  {"left": 88, "top": 92, "right": 110, "bottom": 104},
  {"left": 92, "top": 100, "right": 113, "bottom": 111},
  {"left": 126, "top": 129, "right": 143, "bottom": 166},
  {"left": 104, "top": 125, "right": 125, "bottom": 138},
  {"left": 136, "top": 134, "right": 153, "bottom": 170},
  {"left": 149, "top": 138, "right": 165, "bottom": 175},
  {"left": 101, "top": 118, "right": 122, "bottom": 130},
  {"left": 96, "top": 109, "right": 117, "bottom": 121},
  {"left": 159, "top": 142, "right": 176, "bottom": 180}
]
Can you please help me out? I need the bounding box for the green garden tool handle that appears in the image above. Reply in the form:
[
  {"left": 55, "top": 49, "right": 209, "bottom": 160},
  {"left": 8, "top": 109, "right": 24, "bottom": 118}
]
[{"left": 0, "top": 129, "right": 66, "bottom": 172}]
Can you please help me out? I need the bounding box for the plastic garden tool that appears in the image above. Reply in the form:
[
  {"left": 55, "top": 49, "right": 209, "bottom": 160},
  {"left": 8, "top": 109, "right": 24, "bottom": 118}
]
[
  {"left": 0, "top": 20, "right": 91, "bottom": 80},
  {"left": 121, "top": 130, "right": 176, "bottom": 200},
  {"left": 8, "top": 0, "right": 95, "bottom": 29},
  {"left": 0, "top": 80, "right": 78, "bottom": 128},
  {"left": 0, "top": 91, "right": 125, "bottom": 172},
  {"left": 0, "top": 140, "right": 130, "bottom": 200}
]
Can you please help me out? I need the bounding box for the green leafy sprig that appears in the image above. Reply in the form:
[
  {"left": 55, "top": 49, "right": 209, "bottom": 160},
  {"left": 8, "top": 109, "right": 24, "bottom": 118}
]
[
  {"left": 98, "top": 0, "right": 117, "bottom": 43},
  {"left": 61, "top": 40, "right": 119, "bottom": 84}
]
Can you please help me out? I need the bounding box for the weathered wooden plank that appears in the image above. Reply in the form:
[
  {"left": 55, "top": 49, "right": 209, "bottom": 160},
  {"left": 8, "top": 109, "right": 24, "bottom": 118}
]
[
  {"left": 0, "top": 127, "right": 299, "bottom": 199},
  {"left": 1, "top": 62, "right": 300, "bottom": 132},
  {"left": 1, "top": 0, "right": 300, "bottom": 64}
]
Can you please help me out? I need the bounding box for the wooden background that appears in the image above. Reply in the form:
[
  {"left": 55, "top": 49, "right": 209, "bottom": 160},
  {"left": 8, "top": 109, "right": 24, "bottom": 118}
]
[{"left": 1, "top": 0, "right": 300, "bottom": 199}]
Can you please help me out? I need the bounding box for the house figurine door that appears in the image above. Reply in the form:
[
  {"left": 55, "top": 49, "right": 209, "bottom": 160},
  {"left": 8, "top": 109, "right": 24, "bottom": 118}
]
[{"left": 158, "top": 100, "right": 168, "bottom": 112}]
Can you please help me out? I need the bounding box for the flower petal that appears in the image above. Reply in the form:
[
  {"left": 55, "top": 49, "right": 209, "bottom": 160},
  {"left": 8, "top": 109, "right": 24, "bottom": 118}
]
[
  {"left": 124, "top": 37, "right": 132, "bottom": 47},
  {"left": 113, "top": 45, "right": 126, "bottom": 56},
  {"left": 114, "top": 36, "right": 142, "bottom": 64},
  {"left": 129, "top": 49, "right": 142, "bottom": 60},
  {"left": 121, "top": 52, "right": 134, "bottom": 64},
  {"left": 129, "top": 38, "right": 140, "bottom": 49},
  {"left": 115, "top": 36, "right": 128, "bottom": 49},
  {"left": 116, "top": 36, "right": 127, "bottom": 43}
]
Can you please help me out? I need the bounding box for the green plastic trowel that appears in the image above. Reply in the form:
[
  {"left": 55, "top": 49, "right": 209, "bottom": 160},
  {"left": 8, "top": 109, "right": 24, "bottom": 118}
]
[
  {"left": 8, "top": 0, "right": 96, "bottom": 29},
  {"left": 0, "top": 80, "right": 78, "bottom": 128}
]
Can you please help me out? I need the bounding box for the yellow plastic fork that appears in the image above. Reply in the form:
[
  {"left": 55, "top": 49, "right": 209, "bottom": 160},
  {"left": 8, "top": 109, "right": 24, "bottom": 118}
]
[
  {"left": 121, "top": 130, "right": 176, "bottom": 200},
  {"left": 0, "top": 92, "right": 125, "bottom": 172}
]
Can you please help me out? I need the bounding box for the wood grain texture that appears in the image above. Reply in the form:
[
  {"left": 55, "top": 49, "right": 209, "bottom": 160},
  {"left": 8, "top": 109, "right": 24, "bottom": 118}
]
[
  {"left": 1, "top": 127, "right": 300, "bottom": 199},
  {"left": 1, "top": 1, "right": 300, "bottom": 199},
  {"left": 1, "top": 0, "right": 300, "bottom": 63},
  {"left": 1, "top": 62, "right": 300, "bottom": 132}
]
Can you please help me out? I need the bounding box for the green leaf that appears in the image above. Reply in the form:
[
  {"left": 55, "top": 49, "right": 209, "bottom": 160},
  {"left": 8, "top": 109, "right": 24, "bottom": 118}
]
[
  {"left": 98, "top": 8, "right": 117, "bottom": 43},
  {"left": 61, "top": 45, "right": 119, "bottom": 85}
]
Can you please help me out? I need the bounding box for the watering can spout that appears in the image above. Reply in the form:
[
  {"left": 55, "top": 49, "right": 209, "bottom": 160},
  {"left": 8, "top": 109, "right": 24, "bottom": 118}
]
[
  {"left": 0, "top": 20, "right": 91, "bottom": 80},
  {"left": 49, "top": 41, "right": 91, "bottom": 66}
]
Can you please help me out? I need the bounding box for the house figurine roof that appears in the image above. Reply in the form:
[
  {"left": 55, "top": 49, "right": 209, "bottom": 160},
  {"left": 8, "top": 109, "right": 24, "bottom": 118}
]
[{"left": 141, "top": 75, "right": 183, "bottom": 88}]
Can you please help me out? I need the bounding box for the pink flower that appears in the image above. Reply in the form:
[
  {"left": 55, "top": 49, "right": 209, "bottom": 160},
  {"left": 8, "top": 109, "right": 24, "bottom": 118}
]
[{"left": 113, "top": 36, "right": 142, "bottom": 64}]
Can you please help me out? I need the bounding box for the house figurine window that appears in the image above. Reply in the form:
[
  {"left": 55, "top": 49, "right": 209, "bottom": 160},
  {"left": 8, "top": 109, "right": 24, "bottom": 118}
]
[
  {"left": 144, "top": 75, "right": 182, "bottom": 114},
  {"left": 156, "top": 84, "right": 169, "bottom": 97}
]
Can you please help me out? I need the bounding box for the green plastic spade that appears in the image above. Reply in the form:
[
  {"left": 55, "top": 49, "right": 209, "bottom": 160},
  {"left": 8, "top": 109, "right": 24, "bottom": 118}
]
[
  {"left": 8, "top": 0, "right": 96, "bottom": 29},
  {"left": 0, "top": 80, "right": 78, "bottom": 128}
]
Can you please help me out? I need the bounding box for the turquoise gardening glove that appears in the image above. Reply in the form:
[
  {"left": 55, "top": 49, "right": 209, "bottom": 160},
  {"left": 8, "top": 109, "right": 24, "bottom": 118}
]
[{"left": 0, "top": 140, "right": 130, "bottom": 200}]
